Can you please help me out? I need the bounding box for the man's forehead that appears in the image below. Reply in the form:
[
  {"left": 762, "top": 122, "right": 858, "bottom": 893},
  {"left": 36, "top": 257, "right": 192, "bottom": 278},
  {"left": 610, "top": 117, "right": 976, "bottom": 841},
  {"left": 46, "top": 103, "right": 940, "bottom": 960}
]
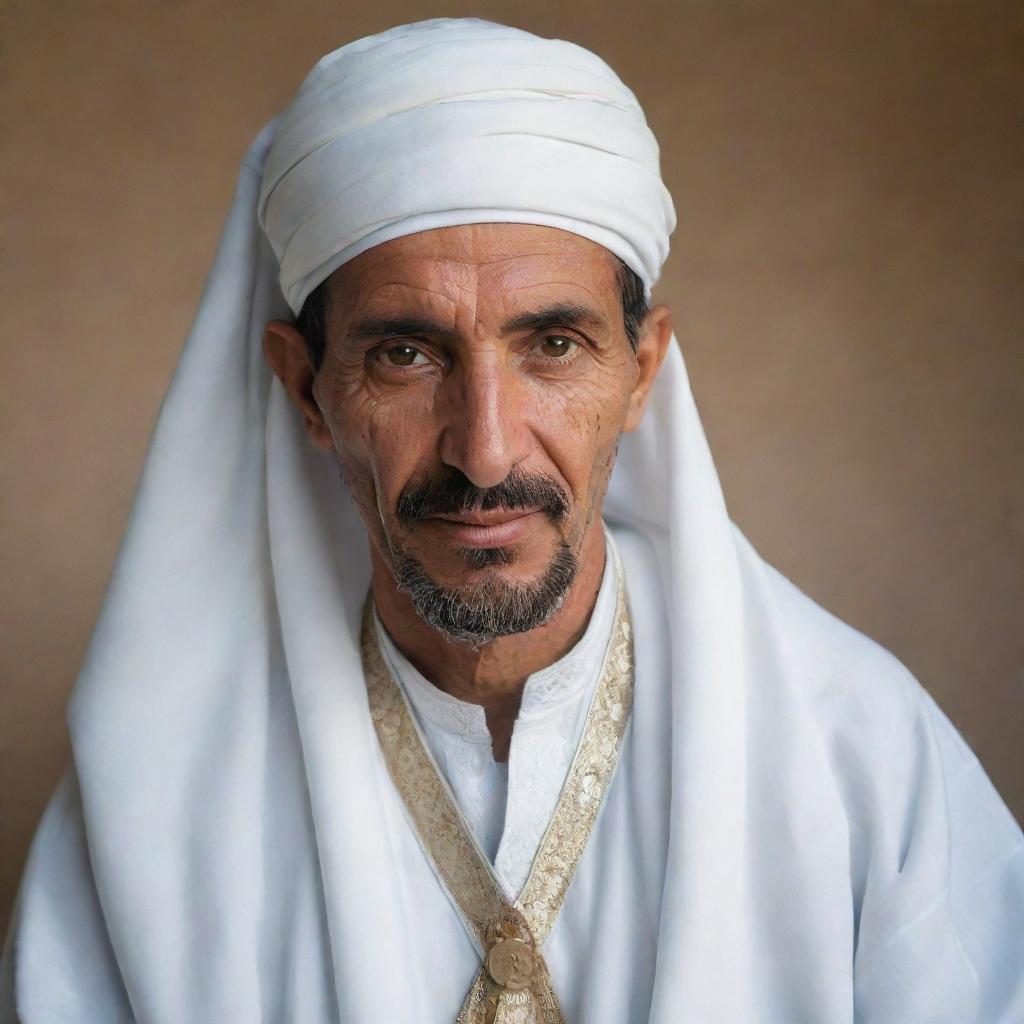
[{"left": 324, "top": 223, "right": 621, "bottom": 313}]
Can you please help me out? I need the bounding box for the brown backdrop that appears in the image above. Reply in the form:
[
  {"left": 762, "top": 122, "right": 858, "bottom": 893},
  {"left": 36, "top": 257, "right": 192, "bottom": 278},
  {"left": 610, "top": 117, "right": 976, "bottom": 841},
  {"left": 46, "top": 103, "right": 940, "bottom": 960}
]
[{"left": 2, "top": 0, "right": 1022, "bottom": 928}]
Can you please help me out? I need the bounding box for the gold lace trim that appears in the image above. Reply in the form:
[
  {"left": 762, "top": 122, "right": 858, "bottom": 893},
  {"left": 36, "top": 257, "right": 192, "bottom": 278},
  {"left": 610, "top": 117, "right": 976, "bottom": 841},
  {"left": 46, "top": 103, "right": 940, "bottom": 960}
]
[{"left": 362, "top": 549, "right": 634, "bottom": 1024}]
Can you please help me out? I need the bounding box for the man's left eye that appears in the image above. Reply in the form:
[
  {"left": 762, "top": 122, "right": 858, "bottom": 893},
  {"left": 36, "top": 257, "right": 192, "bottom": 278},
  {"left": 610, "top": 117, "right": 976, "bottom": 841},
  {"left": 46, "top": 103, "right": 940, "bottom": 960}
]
[{"left": 537, "top": 335, "right": 578, "bottom": 358}]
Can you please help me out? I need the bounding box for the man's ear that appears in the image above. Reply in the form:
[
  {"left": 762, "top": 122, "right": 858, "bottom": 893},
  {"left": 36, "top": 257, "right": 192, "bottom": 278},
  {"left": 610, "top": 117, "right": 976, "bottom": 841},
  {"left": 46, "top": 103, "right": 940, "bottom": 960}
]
[
  {"left": 624, "top": 304, "right": 673, "bottom": 432},
  {"left": 263, "top": 320, "right": 334, "bottom": 451}
]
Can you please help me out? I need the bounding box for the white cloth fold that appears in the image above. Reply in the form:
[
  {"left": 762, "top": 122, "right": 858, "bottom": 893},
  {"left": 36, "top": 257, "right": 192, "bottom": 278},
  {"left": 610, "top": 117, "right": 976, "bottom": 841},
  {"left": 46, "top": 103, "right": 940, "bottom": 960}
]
[{"left": 4, "top": 16, "right": 1022, "bottom": 1024}]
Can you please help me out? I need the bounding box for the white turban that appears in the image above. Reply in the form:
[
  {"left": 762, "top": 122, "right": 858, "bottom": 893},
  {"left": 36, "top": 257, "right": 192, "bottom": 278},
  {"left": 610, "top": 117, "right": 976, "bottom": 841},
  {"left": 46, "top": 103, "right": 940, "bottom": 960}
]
[
  {"left": 258, "top": 18, "right": 676, "bottom": 311},
  {"left": 5, "top": 17, "right": 1021, "bottom": 1024}
]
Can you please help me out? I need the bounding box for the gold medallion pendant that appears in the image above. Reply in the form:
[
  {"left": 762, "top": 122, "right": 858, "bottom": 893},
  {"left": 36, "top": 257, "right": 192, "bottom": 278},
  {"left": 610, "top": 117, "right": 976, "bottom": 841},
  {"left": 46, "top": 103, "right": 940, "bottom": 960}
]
[{"left": 362, "top": 543, "right": 635, "bottom": 1024}]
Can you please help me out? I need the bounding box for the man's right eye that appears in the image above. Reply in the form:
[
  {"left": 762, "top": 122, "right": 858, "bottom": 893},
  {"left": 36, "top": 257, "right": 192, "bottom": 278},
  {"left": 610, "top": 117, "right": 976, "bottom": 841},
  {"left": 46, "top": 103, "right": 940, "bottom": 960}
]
[{"left": 379, "top": 344, "right": 428, "bottom": 367}]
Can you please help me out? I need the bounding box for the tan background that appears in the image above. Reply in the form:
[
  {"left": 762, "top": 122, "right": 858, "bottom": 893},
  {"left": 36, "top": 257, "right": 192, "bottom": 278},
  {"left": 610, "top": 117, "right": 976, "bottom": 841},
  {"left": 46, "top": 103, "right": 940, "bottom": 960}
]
[{"left": 2, "top": 1, "right": 1021, "bottom": 928}]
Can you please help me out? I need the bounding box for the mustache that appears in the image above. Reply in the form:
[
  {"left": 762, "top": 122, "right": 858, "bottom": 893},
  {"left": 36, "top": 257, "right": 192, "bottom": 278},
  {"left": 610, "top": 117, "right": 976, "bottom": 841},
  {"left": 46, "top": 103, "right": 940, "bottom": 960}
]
[{"left": 396, "top": 468, "right": 570, "bottom": 524}]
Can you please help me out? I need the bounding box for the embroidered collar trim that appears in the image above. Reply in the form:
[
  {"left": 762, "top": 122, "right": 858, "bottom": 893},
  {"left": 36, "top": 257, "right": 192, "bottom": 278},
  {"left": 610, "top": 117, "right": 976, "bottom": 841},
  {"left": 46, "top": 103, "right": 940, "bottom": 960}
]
[{"left": 361, "top": 543, "right": 635, "bottom": 1024}]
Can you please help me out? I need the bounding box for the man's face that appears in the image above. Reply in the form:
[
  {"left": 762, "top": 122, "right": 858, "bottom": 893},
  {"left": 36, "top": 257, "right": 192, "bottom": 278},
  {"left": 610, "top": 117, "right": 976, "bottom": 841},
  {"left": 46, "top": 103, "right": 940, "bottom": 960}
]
[{"left": 270, "top": 223, "right": 666, "bottom": 643}]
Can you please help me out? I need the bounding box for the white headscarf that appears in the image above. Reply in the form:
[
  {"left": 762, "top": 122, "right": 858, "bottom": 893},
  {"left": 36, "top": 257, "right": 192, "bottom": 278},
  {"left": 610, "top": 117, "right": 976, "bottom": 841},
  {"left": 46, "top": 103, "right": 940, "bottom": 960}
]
[
  {"left": 258, "top": 18, "right": 674, "bottom": 311},
  {"left": 6, "top": 18, "right": 1021, "bottom": 1023}
]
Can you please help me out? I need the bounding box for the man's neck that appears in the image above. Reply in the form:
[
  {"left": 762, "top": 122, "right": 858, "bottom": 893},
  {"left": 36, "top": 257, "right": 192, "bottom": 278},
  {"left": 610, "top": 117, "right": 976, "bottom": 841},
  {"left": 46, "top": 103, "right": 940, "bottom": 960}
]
[{"left": 371, "top": 524, "right": 607, "bottom": 761}]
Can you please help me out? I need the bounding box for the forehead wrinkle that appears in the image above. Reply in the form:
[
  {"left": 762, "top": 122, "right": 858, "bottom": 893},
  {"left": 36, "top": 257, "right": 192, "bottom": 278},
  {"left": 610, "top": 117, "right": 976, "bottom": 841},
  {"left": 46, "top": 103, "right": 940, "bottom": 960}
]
[
  {"left": 332, "top": 230, "right": 622, "bottom": 345},
  {"left": 472, "top": 269, "right": 616, "bottom": 343},
  {"left": 484, "top": 250, "right": 617, "bottom": 289},
  {"left": 503, "top": 278, "right": 616, "bottom": 318},
  {"left": 473, "top": 247, "right": 581, "bottom": 269},
  {"left": 350, "top": 280, "right": 460, "bottom": 315},
  {"left": 334, "top": 228, "right": 616, "bottom": 297},
  {"left": 356, "top": 270, "right": 486, "bottom": 343},
  {"left": 427, "top": 260, "right": 481, "bottom": 339},
  {"left": 333, "top": 283, "right": 459, "bottom": 351},
  {"left": 332, "top": 248, "right": 472, "bottom": 298}
]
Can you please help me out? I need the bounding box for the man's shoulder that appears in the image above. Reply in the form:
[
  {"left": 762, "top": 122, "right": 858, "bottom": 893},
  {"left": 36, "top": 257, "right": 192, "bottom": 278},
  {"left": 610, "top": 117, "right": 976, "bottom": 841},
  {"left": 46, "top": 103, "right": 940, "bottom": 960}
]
[
  {"left": 750, "top": 550, "right": 997, "bottom": 832},
  {"left": 759, "top": 552, "right": 932, "bottom": 744}
]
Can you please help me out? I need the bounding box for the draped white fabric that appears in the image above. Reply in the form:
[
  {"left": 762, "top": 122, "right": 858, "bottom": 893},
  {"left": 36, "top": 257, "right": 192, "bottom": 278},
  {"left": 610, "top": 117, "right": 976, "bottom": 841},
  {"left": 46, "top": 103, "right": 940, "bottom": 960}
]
[{"left": 3, "top": 17, "right": 1022, "bottom": 1024}]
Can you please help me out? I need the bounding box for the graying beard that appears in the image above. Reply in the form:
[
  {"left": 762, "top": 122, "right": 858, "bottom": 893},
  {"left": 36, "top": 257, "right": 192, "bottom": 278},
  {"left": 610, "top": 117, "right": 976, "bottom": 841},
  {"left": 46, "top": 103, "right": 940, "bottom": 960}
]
[{"left": 393, "top": 541, "right": 578, "bottom": 648}]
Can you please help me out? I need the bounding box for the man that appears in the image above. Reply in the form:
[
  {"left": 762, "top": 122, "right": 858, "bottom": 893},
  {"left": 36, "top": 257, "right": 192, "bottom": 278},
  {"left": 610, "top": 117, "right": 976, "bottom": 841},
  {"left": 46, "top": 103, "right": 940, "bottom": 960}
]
[{"left": 2, "top": 17, "right": 1021, "bottom": 1023}]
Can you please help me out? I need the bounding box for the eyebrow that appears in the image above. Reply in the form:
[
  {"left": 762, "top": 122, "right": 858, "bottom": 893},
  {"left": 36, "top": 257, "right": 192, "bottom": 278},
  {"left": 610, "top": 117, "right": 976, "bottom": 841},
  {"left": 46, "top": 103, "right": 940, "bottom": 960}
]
[
  {"left": 501, "top": 303, "right": 609, "bottom": 336},
  {"left": 344, "top": 302, "right": 609, "bottom": 344},
  {"left": 346, "top": 315, "right": 446, "bottom": 342}
]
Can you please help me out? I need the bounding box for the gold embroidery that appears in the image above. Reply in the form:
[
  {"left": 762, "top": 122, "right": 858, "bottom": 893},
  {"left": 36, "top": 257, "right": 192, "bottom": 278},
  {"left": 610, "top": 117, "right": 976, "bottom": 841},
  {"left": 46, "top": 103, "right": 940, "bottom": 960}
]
[{"left": 362, "top": 547, "right": 634, "bottom": 1024}]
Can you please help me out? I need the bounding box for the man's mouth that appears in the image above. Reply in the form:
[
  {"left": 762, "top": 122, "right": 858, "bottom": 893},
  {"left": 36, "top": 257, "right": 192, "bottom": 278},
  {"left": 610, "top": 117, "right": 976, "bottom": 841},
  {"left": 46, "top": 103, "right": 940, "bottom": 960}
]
[{"left": 425, "top": 507, "right": 543, "bottom": 548}]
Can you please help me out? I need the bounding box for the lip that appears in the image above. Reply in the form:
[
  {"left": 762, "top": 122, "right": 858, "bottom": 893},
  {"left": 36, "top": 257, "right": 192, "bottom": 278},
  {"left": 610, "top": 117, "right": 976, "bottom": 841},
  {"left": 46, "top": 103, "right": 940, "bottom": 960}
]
[{"left": 425, "top": 508, "right": 543, "bottom": 548}]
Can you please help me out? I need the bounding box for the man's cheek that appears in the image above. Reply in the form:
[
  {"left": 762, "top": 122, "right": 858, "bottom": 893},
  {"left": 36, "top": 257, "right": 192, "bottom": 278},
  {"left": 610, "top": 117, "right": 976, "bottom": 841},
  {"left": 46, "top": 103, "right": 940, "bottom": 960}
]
[
  {"left": 338, "top": 416, "right": 426, "bottom": 526},
  {"left": 543, "top": 391, "right": 621, "bottom": 483},
  {"left": 334, "top": 453, "right": 377, "bottom": 522},
  {"left": 334, "top": 395, "right": 404, "bottom": 465},
  {"left": 363, "top": 414, "right": 425, "bottom": 492}
]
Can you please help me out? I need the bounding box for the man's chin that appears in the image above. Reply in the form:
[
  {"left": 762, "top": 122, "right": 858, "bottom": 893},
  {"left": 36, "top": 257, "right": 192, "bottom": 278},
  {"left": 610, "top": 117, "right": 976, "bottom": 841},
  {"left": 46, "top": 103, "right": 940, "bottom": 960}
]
[
  {"left": 390, "top": 538, "right": 579, "bottom": 646},
  {"left": 418, "top": 542, "right": 540, "bottom": 579}
]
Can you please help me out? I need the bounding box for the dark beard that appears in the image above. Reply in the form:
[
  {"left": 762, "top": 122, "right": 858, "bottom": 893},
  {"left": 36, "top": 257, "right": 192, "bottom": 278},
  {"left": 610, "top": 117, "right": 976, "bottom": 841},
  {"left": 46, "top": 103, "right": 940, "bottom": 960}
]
[
  {"left": 393, "top": 538, "right": 578, "bottom": 648},
  {"left": 390, "top": 467, "right": 578, "bottom": 646}
]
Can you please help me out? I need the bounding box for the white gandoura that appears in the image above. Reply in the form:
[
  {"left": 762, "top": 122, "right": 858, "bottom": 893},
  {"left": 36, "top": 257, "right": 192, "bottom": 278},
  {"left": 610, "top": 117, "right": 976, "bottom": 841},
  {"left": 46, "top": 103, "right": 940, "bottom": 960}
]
[{"left": 3, "top": 18, "right": 1022, "bottom": 1024}]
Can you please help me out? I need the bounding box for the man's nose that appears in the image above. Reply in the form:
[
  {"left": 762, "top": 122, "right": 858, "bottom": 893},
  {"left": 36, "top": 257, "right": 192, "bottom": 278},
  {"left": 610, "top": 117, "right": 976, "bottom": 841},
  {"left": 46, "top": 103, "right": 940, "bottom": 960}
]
[{"left": 437, "top": 357, "right": 530, "bottom": 489}]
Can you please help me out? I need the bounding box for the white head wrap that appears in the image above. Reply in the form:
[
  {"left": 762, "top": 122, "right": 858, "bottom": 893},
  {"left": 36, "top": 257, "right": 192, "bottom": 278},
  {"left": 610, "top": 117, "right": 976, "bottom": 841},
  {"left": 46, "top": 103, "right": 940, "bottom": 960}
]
[
  {"left": 258, "top": 19, "right": 675, "bottom": 312},
  {"left": 7, "top": 17, "right": 1021, "bottom": 1023}
]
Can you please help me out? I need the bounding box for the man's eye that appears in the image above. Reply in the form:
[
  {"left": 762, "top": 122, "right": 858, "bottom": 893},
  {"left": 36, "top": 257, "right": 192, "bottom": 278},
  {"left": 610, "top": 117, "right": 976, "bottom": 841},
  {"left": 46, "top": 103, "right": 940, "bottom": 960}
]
[
  {"left": 538, "top": 335, "right": 578, "bottom": 358},
  {"left": 379, "top": 344, "right": 427, "bottom": 367}
]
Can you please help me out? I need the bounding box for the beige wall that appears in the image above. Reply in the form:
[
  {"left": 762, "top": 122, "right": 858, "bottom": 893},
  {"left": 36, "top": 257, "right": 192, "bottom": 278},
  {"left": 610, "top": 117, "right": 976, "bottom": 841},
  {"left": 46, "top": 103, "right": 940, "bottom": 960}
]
[{"left": 2, "top": 0, "right": 1021, "bottom": 926}]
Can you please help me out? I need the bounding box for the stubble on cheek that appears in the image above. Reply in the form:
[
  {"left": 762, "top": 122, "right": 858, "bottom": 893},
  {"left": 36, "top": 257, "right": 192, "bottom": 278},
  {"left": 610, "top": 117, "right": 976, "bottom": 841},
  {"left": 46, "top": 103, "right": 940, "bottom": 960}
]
[
  {"left": 552, "top": 389, "right": 624, "bottom": 546},
  {"left": 333, "top": 451, "right": 379, "bottom": 531},
  {"left": 332, "top": 394, "right": 435, "bottom": 575},
  {"left": 589, "top": 433, "right": 620, "bottom": 524},
  {"left": 328, "top": 396, "right": 395, "bottom": 565}
]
